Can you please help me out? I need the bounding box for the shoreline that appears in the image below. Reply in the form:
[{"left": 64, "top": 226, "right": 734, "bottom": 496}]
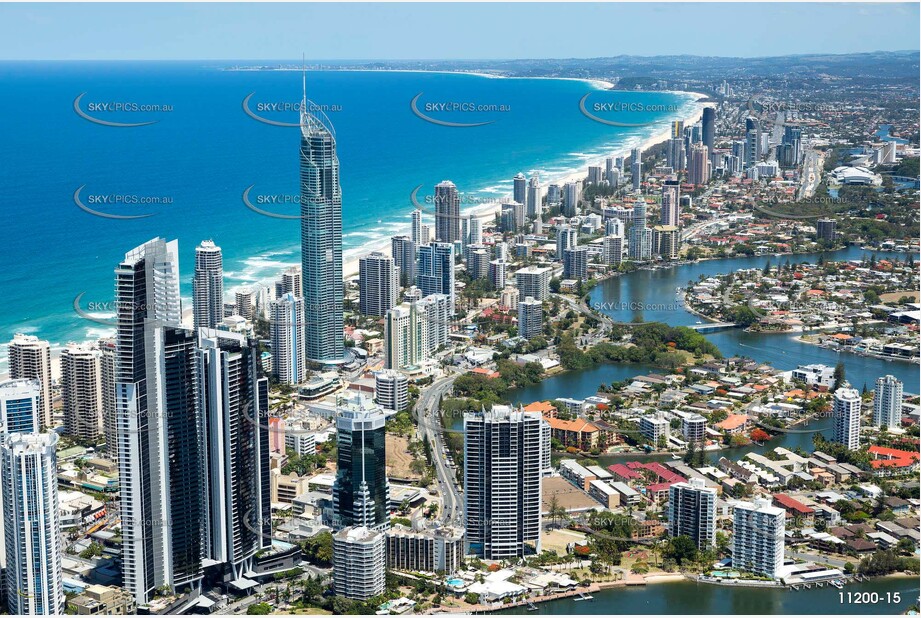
[
  {"left": 793, "top": 333, "right": 918, "bottom": 365},
  {"left": 225, "top": 65, "right": 617, "bottom": 90},
  {"left": 340, "top": 88, "right": 707, "bottom": 279},
  {"left": 493, "top": 571, "right": 919, "bottom": 615},
  {"left": 2, "top": 73, "right": 707, "bottom": 377}
]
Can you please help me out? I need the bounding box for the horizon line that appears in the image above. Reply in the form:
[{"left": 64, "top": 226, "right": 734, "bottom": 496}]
[{"left": 2, "top": 49, "right": 919, "bottom": 63}]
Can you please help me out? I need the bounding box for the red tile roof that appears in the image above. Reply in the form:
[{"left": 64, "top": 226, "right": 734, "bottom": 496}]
[
  {"left": 715, "top": 414, "right": 749, "bottom": 431},
  {"left": 868, "top": 445, "right": 919, "bottom": 469},
  {"left": 545, "top": 417, "right": 598, "bottom": 433},
  {"left": 773, "top": 493, "right": 815, "bottom": 515},
  {"left": 608, "top": 463, "right": 641, "bottom": 480}
]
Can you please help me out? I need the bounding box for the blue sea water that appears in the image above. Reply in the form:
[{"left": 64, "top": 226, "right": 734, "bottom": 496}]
[{"left": 0, "top": 61, "right": 698, "bottom": 364}]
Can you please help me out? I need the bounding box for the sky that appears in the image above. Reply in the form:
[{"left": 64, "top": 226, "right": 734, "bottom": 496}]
[{"left": 0, "top": 2, "right": 918, "bottom": 61}]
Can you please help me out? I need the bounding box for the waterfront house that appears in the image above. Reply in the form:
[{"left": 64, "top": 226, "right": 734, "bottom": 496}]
[
  {"left": 844, "top": 538, "right": 877, "bottom": 555},
  {"left": 545, "top": 416, "right": 605, "bottom": 451},
  {"left": 715, "top": 413, "right": 749, "bottom": 435}
]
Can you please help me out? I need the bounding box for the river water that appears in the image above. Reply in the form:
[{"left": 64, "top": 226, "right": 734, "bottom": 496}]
[
  {"left": 503, "top": 247, "right": 918, "bottom": 464},
  {"left": 498, "top": 576, "right": 919, "bottom": 615},
  {"left": 497, "top": 248, "right": 921, "bottom": 612},
  {"left": 508, "top": 246, "right": 918, "bottom": 405}
]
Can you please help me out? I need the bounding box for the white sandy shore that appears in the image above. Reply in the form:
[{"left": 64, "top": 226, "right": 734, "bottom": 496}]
[
  {"left": 0, "top": 79, "right": 707, "bottom": 379},
  {"left": 231, "top": 67, "right": 617, "bottom": 91},
  {"left": 341, "top": 88, "right": 709, "bottom": 279}
]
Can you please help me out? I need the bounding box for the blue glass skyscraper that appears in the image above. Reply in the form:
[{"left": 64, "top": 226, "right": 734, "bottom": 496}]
[{"left": 300, "top": 73, "right": 345, "bottom": 364}]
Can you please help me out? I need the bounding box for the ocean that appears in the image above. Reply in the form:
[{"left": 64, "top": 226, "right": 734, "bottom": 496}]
[{"left": 0, "top": 61, "right": 698, "bottom": 366}]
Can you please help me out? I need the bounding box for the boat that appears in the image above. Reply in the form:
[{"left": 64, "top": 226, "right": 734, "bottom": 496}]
[
  {"left": 830, "top": 580, "right": 843, "bottom": 589},
  {"left": 671, "top": 453, "right": 681, "bottom": 460}
]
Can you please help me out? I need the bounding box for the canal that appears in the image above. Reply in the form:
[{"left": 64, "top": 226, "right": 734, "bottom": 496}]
[
  {"left": 467, "top": 247, "right": 920, "bottom": 613},
  {"left": 500, "top": 246, "right": 919, "bottom": 463}
]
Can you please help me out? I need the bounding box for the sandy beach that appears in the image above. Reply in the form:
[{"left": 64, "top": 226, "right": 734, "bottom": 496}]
[
  {"left": 341, "top": 87, "right": 708, "bottom": 279},
  {"left": 1, "top": 77, "right": 707, "bottom": 381}
]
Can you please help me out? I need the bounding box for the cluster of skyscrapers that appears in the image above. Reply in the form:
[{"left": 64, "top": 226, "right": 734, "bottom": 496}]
[
  {"left": 115, "top": 238, "right": 272, "bottom": 604},
  {"left": 831, "top": 375, "right": 905, "bottom": 452}
]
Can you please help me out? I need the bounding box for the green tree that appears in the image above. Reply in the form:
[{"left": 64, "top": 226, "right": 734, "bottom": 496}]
[
  {"left": 832, "top": 362, "right": 846, "bottom": 392},
  {"left": 665, "top": 535, "right": 698, "bottom": 566},
  {"left": 301, "top": 531, "right": 333, "bottom": 567},
  {"left": 247, "top": 603, "right": 272, "bottom": 615}
]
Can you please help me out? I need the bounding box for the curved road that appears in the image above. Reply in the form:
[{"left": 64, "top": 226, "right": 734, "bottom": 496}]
[{"left": 414, "top": 374, "right": 463, "bottom": 527}]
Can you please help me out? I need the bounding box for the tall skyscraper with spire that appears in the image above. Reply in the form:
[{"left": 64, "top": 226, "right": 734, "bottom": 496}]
[
  {"left": 300, "top": 68, "right": 345, "bottom": 364},
  {"left": 332, "top": 395, "right": 389, "bottom": 531}
]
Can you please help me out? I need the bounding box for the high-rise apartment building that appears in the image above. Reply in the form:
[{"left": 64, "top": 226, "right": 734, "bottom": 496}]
[
  {"left": 660, "top": 178, "right": 681, "bottom": 227},
  {"left": 515, "top": 265, "right": 552, "bottom": 301},
  {"left": 688, "top": 143, "right": 711, "bottom": 186},
  {"left": 652, "top": 225, "right": 680, "bottom": 260},
  {"left": 275, "top": 266, "right": 303, "bottom": 299},
  {"left": 873, "top": 375, "right": 903, "bottom": 428},
  {"left": 702, "top": 106, "right": 715, "bottom": 151},
  {"left": 61, "top": 343, "right": 103, "bottom": 442},
  {"left": 518, "top": 297, "right": 543, "bottom": 340},
  {"left": 631, "top": 147, "right": 643, "bottom": 190},
  {"left": 464, "top": 405, "right": 542, "bottom": 559},
  {"left": 556, "top": 225, "right": 577, "bottom": 259},
  {"left": 391, "top": 235, "right": 416, "bottom": 287},
  {"left": 2, "top": 432, "right": 64, "bottom": 615},
  {"left": 198, "top": 329, "right": 270, "bottom": 583},
  {"left": 833, "top": 385, "right": 862, "bottom": 451},
  {"left": 0, "top": 379, "right": 41, "bottom": 435},
  {"left": 98, "top": 338, "right": 118, "bottom": 462},
  {"left": 434, "top": 180, "right": 461, "bottom": 244},
  {"left": 332, "top": 526, "right": 386, "bottom": 600},
  {"left": 114, "top": 238, "right": 205, "bottom": 604},
  {"left": 193, "top": 240, "right": 224, "bottom": 329},
  {"left": 668, "top": 478, "right": 716, "bottom": 550},
  {"left": 563, "top": 246, "right": 588, "bottom": 280},
  {"left": 374, "top": 370, "right": 409, "bottom": 414},
  {"left": 270, "top": 293, "right": 306, "bottom": 385},
  {"left": 359, "top": 252, "right": 398, "bottom": 317},
  {"left": 410, "top": 209, "right": 423, "bottom": 246},
  {"left": 816, "top": 219, "right": 837, "bottom": 243},
  {"left": 526, "top": 174, "right": 542, "bottom": 218},
  {"left": 417, "top": 242, "right": 455, "bottom": 314},
  {"left": 629, "top": 197, "right": 652, "bottom": 260},
  {"left": 8, "top": 333, "right": 52, "bottom": 430},
  {"left": 732, "top": 498, "right": 785, "bottom": 578},
  {"left": 512, "top": 172, "right": 527, "bottom": 207},
  {"left": 383, "top": 294, "right": 450, "bottom": 371}
]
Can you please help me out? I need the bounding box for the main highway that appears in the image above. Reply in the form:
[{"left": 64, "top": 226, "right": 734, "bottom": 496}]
[{"left": 414, "top": 374, "right": 463, "bottom": 527}]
